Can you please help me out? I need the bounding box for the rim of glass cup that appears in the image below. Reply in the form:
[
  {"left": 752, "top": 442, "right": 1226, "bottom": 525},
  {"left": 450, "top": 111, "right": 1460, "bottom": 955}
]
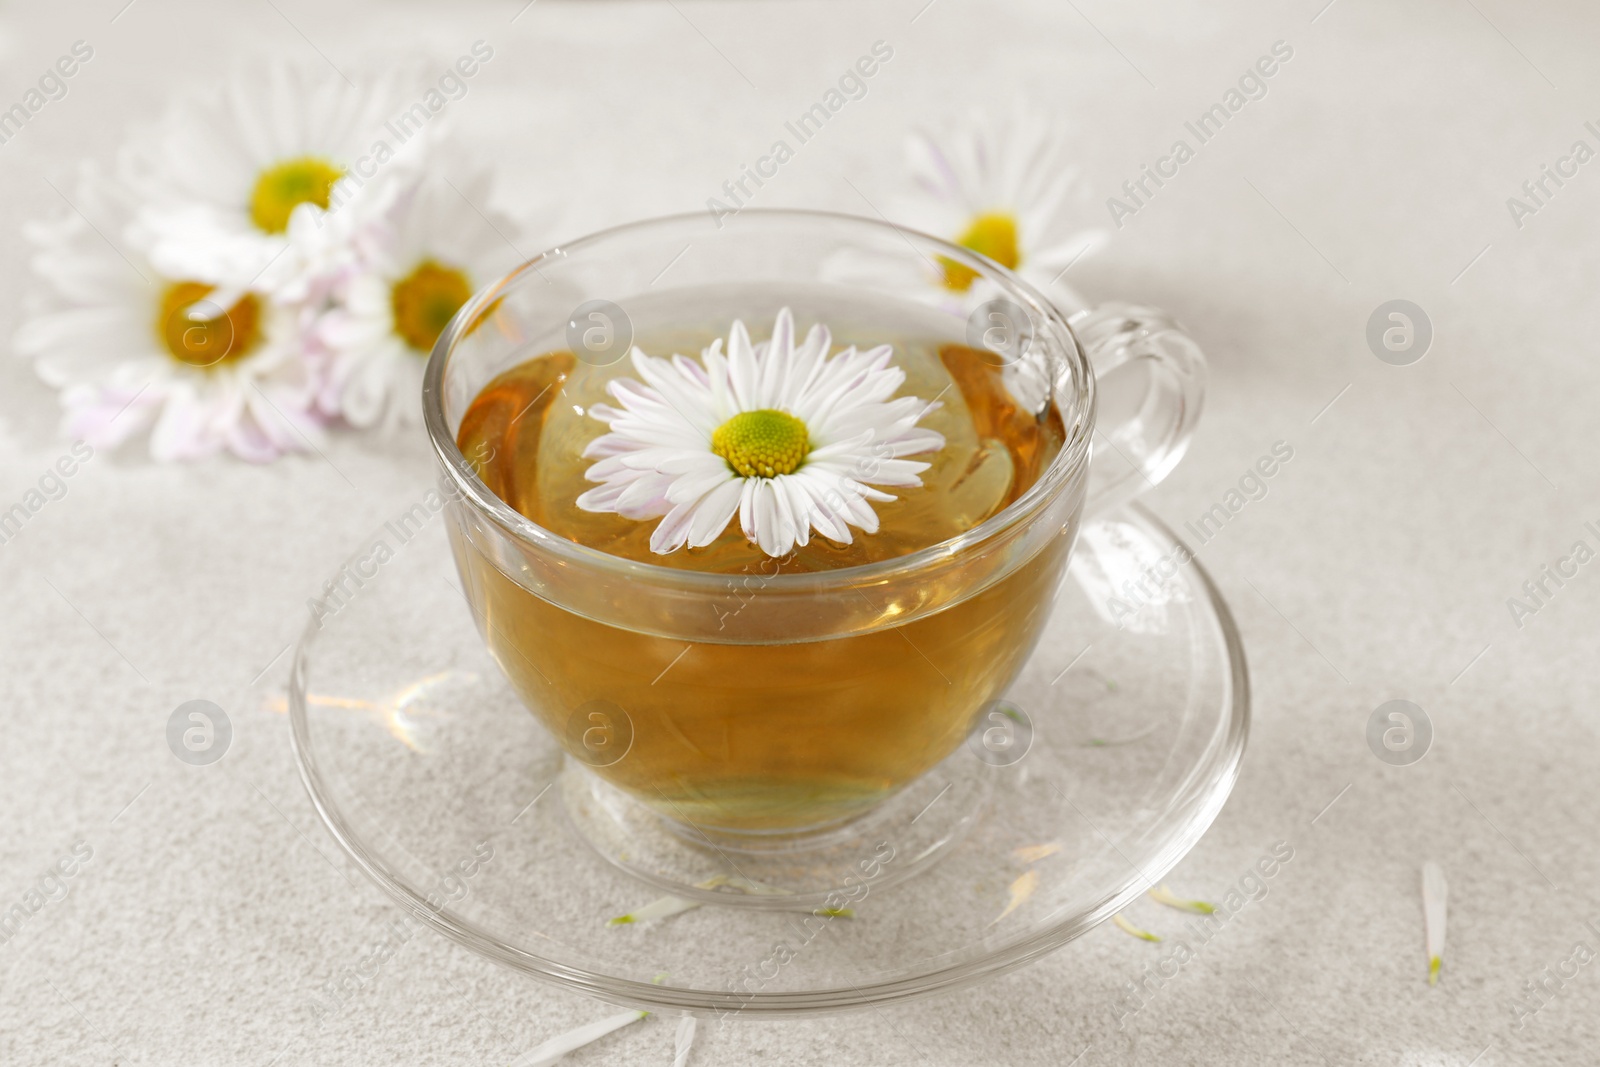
[{"left": 420, "top": 208, "right": 1096, "bottom": 595}]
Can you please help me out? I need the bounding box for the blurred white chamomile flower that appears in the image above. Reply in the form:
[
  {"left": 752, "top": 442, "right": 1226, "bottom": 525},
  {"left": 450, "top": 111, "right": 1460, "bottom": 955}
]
[
  {"left": 13, "top": 163, "right": 323, "bottom": 462},
  {"left": 891, "top": 105, "right": 1107, "bottom": 304},
  {"left": 121, "top": 61, "right": 436, "bottom": 301},
  {"left": 312, "top": 168, "right": 521, "bottom": 429}
]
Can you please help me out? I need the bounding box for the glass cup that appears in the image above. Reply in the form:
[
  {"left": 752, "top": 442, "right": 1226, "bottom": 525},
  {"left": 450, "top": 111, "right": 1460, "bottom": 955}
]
[{"left": 422, "top": 209, "right": 1203, "bottom": 845}]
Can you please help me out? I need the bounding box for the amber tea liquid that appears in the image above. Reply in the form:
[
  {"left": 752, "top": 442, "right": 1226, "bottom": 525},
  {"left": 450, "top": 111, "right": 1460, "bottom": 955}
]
[{"left": 451, "top": 292, "right": 1074, "bottom": 832}]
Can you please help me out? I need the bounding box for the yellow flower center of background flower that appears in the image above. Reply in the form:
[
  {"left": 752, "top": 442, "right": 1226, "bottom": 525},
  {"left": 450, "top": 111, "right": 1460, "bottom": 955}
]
[
  {"left": 249, "top": 157, "right": 344, "bottom": 234},
  {"left": 941, "top": 212, "right": 1021, "bottom": 291},
  {"left": 711, "top": 409, "right": 810, "bottom": 478},
  {"left": 156, "top": 281, "right": 262, "bottom": 368},
  {"left": 390, "top": 260, "right": 473, "bottom": 353}
]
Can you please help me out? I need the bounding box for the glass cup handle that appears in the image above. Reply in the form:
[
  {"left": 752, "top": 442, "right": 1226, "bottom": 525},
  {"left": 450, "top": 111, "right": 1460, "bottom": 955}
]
[{"left": 1068, "top": 302, "right": 1207, "bottom": 514}]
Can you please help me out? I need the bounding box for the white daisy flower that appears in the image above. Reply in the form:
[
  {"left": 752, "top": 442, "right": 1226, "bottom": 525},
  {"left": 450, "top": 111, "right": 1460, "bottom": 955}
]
[
  {"left": 13, "top": 164, "right": 322, "bottom": 462},
  {"left": 576, "top": 309, "right": 945, "bottom": 558},
  {"left": 312, "top": 168, "right": 521, "bottom": 430},
  {"left": 121, "top": 61, "right": 431, "bottom": 301},
  {"left": 890, "top": 105, "right": 1107, "bottom": 302}
]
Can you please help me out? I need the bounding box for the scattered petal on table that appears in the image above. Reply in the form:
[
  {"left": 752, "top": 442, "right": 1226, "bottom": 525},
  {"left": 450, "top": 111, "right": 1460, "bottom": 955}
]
[
  {"left": 1148, "top": 883, "right": 1215, "bottom": 914},
  {"left": 1014, "top": 842, "right": 1062, "bottom": 864},
  {"left": 992, "top": 869, "right": 1040, "bottom": 925},
  {"left": 610, "top": 894, "right": 701, "bottom": 926},
  {"left": 610, "top": 875, "right": 851, "bottom": 926},
  {"left": 510, "top": 1008, "right": 647, "bottom": 1067},
  {"left": 1422, "top": 861, "right": 1447, "bottom": 986},
  {"left": 673, "top": 1015, "right": 698, "bottom": 1067},
  {"left": 1113, "top": 912, "right": 1161, "bottom": 942}
]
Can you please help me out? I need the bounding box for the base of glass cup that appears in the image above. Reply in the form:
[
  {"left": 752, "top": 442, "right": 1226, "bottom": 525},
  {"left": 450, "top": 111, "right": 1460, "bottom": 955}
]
[{"left": 559, "top": 749, "right": 993, "bottom": 908}]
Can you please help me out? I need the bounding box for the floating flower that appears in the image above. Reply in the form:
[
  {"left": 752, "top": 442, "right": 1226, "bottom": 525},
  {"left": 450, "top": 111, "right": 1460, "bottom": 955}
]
[
  {"left": 891, "top": 105, "right": 1107, "bottom": 301},
  {"left": 313, "top": 169, "right": 520, "bottom": 428},
  {"left": 121, "top": 61, "right": 429, "bottom": 301},
  {"left": 1422, "top": 860, "right": 1447, "bottom": 986},
  {"left": 577, "top": 308, "right": 945, "bottom": 558},
  {"left": 14, "top": 164, "right": 322, "bottom": 462}
]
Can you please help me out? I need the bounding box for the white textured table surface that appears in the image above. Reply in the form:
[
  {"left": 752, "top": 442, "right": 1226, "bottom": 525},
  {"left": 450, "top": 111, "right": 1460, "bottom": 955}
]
[{"left": 3, "top": 1, "right": 1599, "bottom": 1064}]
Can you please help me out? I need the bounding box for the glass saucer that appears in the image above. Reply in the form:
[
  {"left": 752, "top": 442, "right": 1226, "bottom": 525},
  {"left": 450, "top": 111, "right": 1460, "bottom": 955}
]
[{"left": 288, "top": 501, "right": 1248, "bottom": 1016}]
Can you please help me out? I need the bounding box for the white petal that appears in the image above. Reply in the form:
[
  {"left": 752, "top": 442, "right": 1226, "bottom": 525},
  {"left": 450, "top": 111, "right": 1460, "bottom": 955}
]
[
  {"left": 703, "top": 341, "right": 735, "bottom": 419},
  {"left": 672, "top": 353, "right": 711, "bottom": 388},
  {"left": 738, "top": 478, "right": 760, "bottom": 544},
  {"left": 884, "top": 428, "right": 947, "bottom": 457},
  {"left": 779, "top": 322, "right": 831, "bottom": 411},
  {"left": 789, "top": 469, "right": 853, "bottom": 544},
  {"left": 1422, "top": 861, "right": 1447, "bottom": 985},
  {"left": 805, "top": 429, "right": 879, "bottom": 462},
  {"left": 582, "top": 431, "right": 646, "bottom": 460},
  {"left": 837, "top": 483, "right": 883, "bottom": 532},
  {"left": 862, "top": 458, "right": 933, "bottom": 487},
  {"left": 773, "top": 473, "right": 829, "bottom": 545},
  {"left": 769, "top": 473, "right": 808, "bottom": 548},
  {"left": 667, "top": 466, "right": 736, "bottom": 506},
  {"left": 622, "top": 450, "right": 725, "bottom": 477},
  {"left": 338, "top": 347, "right": 401, "bottom": 429},
  {"left": 686, "top": 477, "right": 743, "bottom": 547},
  {"left": 63, "top": 384, "right": 158, "bottom": 450},
  {"left": 608, "top": 893, "right": 701, "bottom": 925},
  {"left": 793, "top": 360, "right": 892, "bottom": 427},
  {"left": 649, "top": 500, "right": 699, "bottom": 554},
  {"left": 757, "top": 306, "right": 795, "bottom": 407},
  {"left": 726, "top": 318, "right": 758, "bottom": 410},
  {"left": 510, "top": 1009, "right": 646, "bottom": 1067},
  {"left": 576, "top": 482, "right": 631, "bottom": 513},
  {"left": 813, "top": 394, "right": 924, "bottom": 445},
  {"left": 753, "top": 480, "right": 794, "bottom": 557},
  {"left": 148, "top": 384, "right": 216, "bottom": 462},
  {"left": 616, "top": 472, "right": 677, "bottom": 517},
  {"left": 632, "top": 351, "right": 718, "bottom": 434},
  {"left": 674, "top": 1015, "right": 698, "bottom": 1067},
  {"left": 585, "top": 454, "right": 654, "bottom": 482}
]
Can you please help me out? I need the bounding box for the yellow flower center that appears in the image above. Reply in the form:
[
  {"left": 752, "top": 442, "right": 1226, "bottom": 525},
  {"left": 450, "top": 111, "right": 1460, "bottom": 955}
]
[
  {"left": 249, "top": 157, "right": 344, "bottom": 234},
  {"left": 711, "top": 409, "right": 809, "bottom": 478},
  {"left": 156, "top": 281, "right": 262, "bottom": 368},
  {"left": 941, "top": 212, "right": 1021, "bottom": 291},
  {"left": 391, "top": 260, "right": 473, "bottom": 353}
]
